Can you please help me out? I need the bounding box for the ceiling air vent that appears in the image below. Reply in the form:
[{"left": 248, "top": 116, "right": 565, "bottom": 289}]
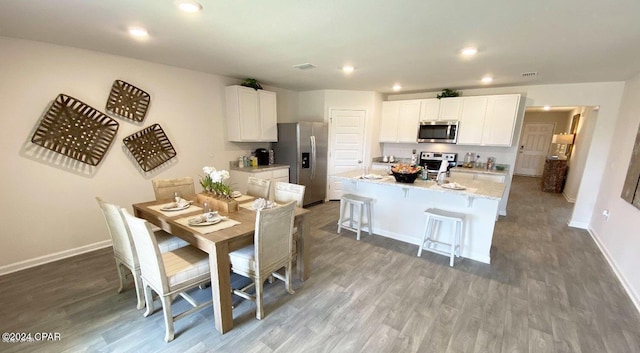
[
  {"left": 293, "top": 63, "right": 317, "bottom": 70},
  {"left": 521, "top": 71, "right": 538, "bottom": 78}
]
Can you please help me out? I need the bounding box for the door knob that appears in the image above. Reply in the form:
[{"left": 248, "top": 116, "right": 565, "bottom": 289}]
[{"left": 357, "top": 160, "right": 362, "bottom": 164}]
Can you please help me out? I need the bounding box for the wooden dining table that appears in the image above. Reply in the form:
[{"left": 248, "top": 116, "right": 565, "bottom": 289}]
[{"left": 132, "top": 196, "right": 311, "bottom": 334}]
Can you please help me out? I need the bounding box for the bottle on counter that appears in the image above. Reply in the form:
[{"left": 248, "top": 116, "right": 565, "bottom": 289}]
[
  {"left": 410, "top": 149, "right": 417, "bottom": 166},
  {"left": 238, "top": 157, "right": 244, "bottom": 168}
]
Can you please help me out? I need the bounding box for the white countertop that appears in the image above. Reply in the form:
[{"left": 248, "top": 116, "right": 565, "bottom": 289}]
[
  {"left": 336, "top": 170, "right": 506, "bottom": 200},
  {"left": 449, "top": 166, "right": 508, "bottom": 176}
]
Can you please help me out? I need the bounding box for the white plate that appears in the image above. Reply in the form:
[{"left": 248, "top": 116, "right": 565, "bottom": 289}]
[
  {"left": 188, "top": 216, "right": 225, "bottom": 226},
  {"left": 160, "top": 203, "right": 191, "bottom": 211},
  {"left": 231, "top": 191, "right": 242, "bottom": 198},
  {"left": 440, "top": 183, "right": 466, "bottom": 190},
  {"left": 362, "top": 174, "right": 383, "bottom": 180}
]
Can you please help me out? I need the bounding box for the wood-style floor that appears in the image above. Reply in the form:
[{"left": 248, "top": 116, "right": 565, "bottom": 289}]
[{"left": 1, "top": 176, "right": 639, "bottom": 353}]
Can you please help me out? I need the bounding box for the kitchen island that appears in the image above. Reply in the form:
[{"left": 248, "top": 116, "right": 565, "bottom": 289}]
[{"left": 336, "top": 170, "right": 507, "bottom": 264}]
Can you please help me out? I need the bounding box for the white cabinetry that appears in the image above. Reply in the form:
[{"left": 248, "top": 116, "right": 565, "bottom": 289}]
[
  {"left": 456, "top": 96, "right": 489, "bottom": 145},
  {"left": 481, "top": 94, "right": 521, "bottom": 146},
  {"left": 229, "top": 167, "right": 290, "bottom": 200},
  {"left": 438, "top": 98, "right": 463, "bottom": 120},
  {"left": 419, "top": 98, "right": 441, "bottom": 121},
  {"left": 456, "top": 94, "right": 520, "bottom": 147},
  {"left": 225, "top": 85, "right": 277, "bottom": 142},
  {"left": 379, "top": 100, "right": 420, "bottom": 143}
]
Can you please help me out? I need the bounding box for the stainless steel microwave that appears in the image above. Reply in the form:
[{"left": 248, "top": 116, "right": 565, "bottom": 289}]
[{"left": 417, "top": 120, "right": 459, "bottom": 143}]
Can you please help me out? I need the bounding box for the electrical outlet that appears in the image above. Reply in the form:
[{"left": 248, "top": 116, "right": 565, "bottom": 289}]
[{"left": 602, "top": 209, "right": 610, "bottom": 221}]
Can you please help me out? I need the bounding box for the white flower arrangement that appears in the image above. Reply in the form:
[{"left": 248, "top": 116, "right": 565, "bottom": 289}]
[{"left": 200, "top": 166, "right": 232, "bottom": 198}]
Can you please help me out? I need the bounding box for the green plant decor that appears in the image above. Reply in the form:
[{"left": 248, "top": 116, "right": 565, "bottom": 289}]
[
  {"left": 436, "top": 88, "right": 460, "bottom": 99},
  {"left": 241, "top": 78, "right": 263, "bottom": 90}
]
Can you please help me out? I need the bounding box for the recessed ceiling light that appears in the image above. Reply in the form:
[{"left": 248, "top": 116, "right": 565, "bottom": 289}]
[
  {"left": 342, "top": 65, "right": 354, "bottom": 74},
  {"left": 392, "top": 84, "right": 402, "bottom": 91},
  {"left": 543, "top": 105, "right": 551, "bottom": 111},
  {"left": 128, "top": 26, "right": 149, "bottom": 39},
  {"left": 481, "top": 76, "right": 493, "bottom": 84},
  {"left": 461, "top": 47, "right": 478, "bottom": 56},
  {"left": 175, "top": 0, "right": 203, "bottom": 13}
]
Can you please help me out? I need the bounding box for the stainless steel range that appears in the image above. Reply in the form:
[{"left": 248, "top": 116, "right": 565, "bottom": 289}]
[{"left": 419, "top": 152, "right": 457, "bottom": 179}]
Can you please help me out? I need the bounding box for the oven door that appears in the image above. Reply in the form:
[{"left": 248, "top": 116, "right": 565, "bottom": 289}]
[{"left": 417, "top": 121, "right": 459, "bottom": 143}]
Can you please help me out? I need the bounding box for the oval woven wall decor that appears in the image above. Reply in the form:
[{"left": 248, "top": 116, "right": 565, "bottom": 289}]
[
  {"left": 122, "top": 123, "right": 177, "bottom": 172},
  {"left": 31, "top": 94, "right": 119, "bottom": 166},
  {"left": 106, "top": 80, "right": 151, "bottom": 122}
]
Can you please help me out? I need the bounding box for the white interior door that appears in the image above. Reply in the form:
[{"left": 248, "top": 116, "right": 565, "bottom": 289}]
[
  {"left": 515, "top": 123, "right": 554, "bottom": 176},
  {"left": 328, "top": 109, "right": 366, "bottom": 200}
]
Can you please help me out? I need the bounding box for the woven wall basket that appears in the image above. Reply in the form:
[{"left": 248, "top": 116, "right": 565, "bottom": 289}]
[
  {"left": 123, "top": 123, "right": 176, "bottom": 172},
  {"left": 31, "top": 94, "right": 119, "bottom": 166},
  {"left": 106, "top": 80, "right": 151, "bottom": 122}
]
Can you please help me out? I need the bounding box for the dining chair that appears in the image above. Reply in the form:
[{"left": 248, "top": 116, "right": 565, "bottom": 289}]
[
  {"left": 273, "top": 182, "right": 306, "bottom": 266},
  {"left": 121, "top": 209, "right": 212, "bottom": 342},
  {"left": 246, "top": 177, "right": 271, "bottom": 199},
  {"left": 96, "top": 197, "right": 189, "bottom": 310},
  {"left": 152, "top": 177, "right": 196, "bottom": 201},
  {"left": 274, "top": 182, "right": 306, "bottom": 207},
  {"left": 229, "top": 201, "right": 297, "bottom": 320}
]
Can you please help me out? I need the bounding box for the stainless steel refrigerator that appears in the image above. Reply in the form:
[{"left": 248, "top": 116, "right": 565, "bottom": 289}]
[{"left": 272, "top": 122, "right": 328, "bottom": 207}]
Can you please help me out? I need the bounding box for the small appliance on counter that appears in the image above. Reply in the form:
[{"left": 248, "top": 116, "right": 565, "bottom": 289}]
[
  {"left": 419, "top": 152, "right": 457, "bottom": 180},
  {"left": 254, "top": 148, "right": 270, "bottom": 166}
]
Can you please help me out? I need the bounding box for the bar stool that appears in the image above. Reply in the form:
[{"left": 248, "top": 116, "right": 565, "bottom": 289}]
[
  {"left": 337, "top": 194, "right": 373, "bottom": 240},
  {"left": 418, "top": 208, "right": 466, "bottom": 267}
]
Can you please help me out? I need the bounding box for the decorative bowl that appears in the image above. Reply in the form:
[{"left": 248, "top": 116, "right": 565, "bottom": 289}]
[{"left": 392, "top": 171, "right": 419, "bottom": 183}]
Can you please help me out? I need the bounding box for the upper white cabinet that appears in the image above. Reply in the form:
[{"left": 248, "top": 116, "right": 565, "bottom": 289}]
[
  {"left": 481, "top": 94, "right": 521, "bottom": 146},
  {"left": 438, "top": 98, "right": 463, "bottom": 120},
  {"left": 455, "top": 94, "right": 521, "bottom": 146},
  {"left": 456, "top": 96, "right": 489, "bottom": 145},
  {"left": 379, "top": 100, "right": 420, "bottom": 143},
  {"left": 418, "top": 98, "right": 440, "bottom": 121},
  {"left": 382, "top": 94, "right": 520, "bottom": 146},
  {"left": 225, "top": 85, "right": 277, "bottom": 142}
]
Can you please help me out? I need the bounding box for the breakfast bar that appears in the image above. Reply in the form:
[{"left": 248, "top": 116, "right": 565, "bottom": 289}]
[{"left": 336, "top": 170, "right": 507, "bottom": 264}]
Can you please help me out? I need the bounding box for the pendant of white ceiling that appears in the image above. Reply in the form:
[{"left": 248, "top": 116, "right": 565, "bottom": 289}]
[
  {"left": 391, "top": 46, "right": 494, "bottom": 92},
  {"left": 175, "top": 0, "right": 203, "bottom": 13},
  {"left": 128, "top": 1, "right": 202, "bottom": 39}
]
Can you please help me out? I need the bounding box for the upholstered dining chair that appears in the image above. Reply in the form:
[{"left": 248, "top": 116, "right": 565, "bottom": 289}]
[
  {"left": 121, "top": 209, "right": 212, "bottom": 342},
  {"left": 246, "top": 177, "right": 271, "bottom": 199},
  {"left": 152, "top": 177, "right": 196, "bottom": 201},
  {"left": 96, "top": 197, "right": 189, "bottom": 310},
  {"left": 273, "top": 182, "right": 306, "bottom": 266},
  {"left": 274, "top": 182, "right": 306, "bottom": 207},
  {"left": 229, "top": 201, "right": 297, "bottom": 320}
]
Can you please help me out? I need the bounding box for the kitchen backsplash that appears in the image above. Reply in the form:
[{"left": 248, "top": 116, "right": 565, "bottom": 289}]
[{"left": 380, "top": 143, "right": 515, "bottom": 167}]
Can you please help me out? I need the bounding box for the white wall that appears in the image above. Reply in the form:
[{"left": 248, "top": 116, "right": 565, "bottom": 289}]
[
  {"left": 564, "top": 107, "right": 597, "bottom": 203},
  {"left": 0, "top": 37, "right": 296, "bottom": 272},
  {"left": 590, "top": 72, "right": 640, "bottom": 311}
]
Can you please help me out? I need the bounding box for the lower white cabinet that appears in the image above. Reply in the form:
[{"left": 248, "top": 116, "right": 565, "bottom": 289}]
[
  {"left": 450, "top": 170, "right": 506, "bottom": 183},
  {"left": 229, "top": 167, "right": 290, "bottom": 200}
]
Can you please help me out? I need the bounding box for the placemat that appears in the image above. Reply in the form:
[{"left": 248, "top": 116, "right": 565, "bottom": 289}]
[
  {"left": 149, "top": 203, "right": 202, "bottom": 217},
  {"left": 175, "top": 216, "right": 241, "bottom": 235},
  {"left": 233, "top": 194, "right": 254, "bottom": 202}
]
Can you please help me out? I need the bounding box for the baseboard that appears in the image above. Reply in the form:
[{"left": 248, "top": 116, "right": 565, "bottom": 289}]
[
  {"left": 0, "top": 240, "right": 112, "bottom": 276},
  {"left": 562, "top": 192, "right": 576, "bottom": 203},
  {"left": 587, "top": 227, "right": 640, "bottom": 315},
  {"left": 568, "top": 220, "right": 588, "bottom": 229}
]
